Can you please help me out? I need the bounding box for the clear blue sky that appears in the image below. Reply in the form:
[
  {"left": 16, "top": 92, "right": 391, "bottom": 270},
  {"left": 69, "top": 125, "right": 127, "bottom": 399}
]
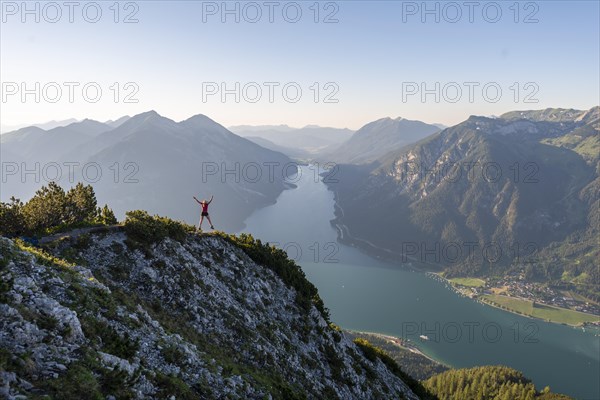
[{"left": 1, "top": 0, "right": 599, "bottom": 130}]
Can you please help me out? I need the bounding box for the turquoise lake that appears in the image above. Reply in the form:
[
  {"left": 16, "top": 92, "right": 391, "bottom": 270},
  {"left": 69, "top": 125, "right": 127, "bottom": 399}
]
[{"left": 238, "top": 166, "right": 600, "bottom": 399}]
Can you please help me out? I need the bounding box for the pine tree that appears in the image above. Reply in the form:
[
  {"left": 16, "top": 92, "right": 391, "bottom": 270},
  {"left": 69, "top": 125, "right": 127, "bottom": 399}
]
[
  {"left": 65, "top": 183, "right": 97, "bottom": 224},
  {"left": 22, "top": 182, "right": 67, "bottom": 232},
  {"left": 97, "top": 204, "right": 118, "bottom": 225},
  {"left": 0, "top": 197, "right": 25, "bottom": 237}
]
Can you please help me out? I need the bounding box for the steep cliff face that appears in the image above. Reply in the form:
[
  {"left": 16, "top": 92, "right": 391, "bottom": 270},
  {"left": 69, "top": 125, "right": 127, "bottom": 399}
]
[{"left": 0, "top": 231, "right": 419, "bottom": 399}]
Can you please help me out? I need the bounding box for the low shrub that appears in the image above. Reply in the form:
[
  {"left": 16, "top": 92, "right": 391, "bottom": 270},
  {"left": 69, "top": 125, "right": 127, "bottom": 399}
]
[{"left": 123, "top": 210, "right": 194, "bottom": 245}]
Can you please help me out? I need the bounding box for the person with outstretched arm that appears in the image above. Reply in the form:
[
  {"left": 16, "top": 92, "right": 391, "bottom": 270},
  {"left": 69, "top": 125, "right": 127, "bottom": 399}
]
[{"left": 193, "top": 195, "right": 214, "bottom": 231}]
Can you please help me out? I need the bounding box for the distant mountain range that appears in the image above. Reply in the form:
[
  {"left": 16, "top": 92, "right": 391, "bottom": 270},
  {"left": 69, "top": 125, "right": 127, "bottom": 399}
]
[
  {"left": 230, "top": 118, "right": 442, "bottom": 163},
  {"left": 2, "top": 119, "right": 113, "bottom": 164},
  {"left": 229, "top": 124, "right": 354, "bottom": 157},
  {"left": 1, "top": 116, "right": 132, "bottom": 134},
  {"left": 325, "top": 107, "right": 599, "bottom": 294},
  {"left": 105, "top": 115, "right": 131, "bottom": 128},
  {"left": 0, "top": 118, "right": 79, "bottom": 134},
  {"left": 321, "top": 117, "right": 441, "bottom": 164},
  {"left": 242, "top": 136, "right": 310, "bottom": 159},
  {"left": 4, "top": 107, "right": 598, "bottom": 293},
  {"left": 1, "top": 111, "right": 293, "bottom": 232}
]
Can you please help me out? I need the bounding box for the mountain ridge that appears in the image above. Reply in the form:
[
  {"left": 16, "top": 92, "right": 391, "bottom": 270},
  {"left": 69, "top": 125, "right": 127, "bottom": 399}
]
[
  {"left": 323, "top": 118, "right": 441, "bottom": 165},
  {"left": 0, "top": 110, "right": 294, "bottom": 232},
  {"left": 324, "top": 107, "right": 599, "bottom": 293},
  {"left": 0, "top": 224, "right": 421, "bottom": 399}
]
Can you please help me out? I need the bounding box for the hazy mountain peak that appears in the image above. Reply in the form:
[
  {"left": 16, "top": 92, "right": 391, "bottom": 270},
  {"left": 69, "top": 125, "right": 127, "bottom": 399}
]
[
  {"left": 0, "top": 126, "right": 46, "bottom": 144},
  {"left": 375, "top": 117, "right": 393, "bottom": 122},
  {"left": 9, "top": 125, "right": 46, "bottom": 135},
  {"left": 1, "top": 118, "right": 79, "bottom": 134},
  {"left": 370, "top": 117, "right": 422, "bottom": 126},
  {"left": 326, "top": 117, "right": 440, "bottom": 164},
  {"left": 66, "top": 118, "right": 105, "bottom": 128},
  {"left": 95, "top": 111, "right": 179, "bottom": 141},
  {"left": 179, "top": 114, "right": 236, "bottom": 139},
  {"left": 121, "top": 110, "right": 173, "bottom": 128},
  {"left": 181, "top": 113, "right": 221, "bottom": 128},
  {"left": 137, "top": 109, "right": 161, "bottom": 119},
  {"left": 105, "top": 115, "right": 131, "bottom": 128},
  {"left": 363, "top": 116, "right": 436, "bottom": 131},
  {"left": 360, "top": 117, "right": 394, "bottom": 129}
]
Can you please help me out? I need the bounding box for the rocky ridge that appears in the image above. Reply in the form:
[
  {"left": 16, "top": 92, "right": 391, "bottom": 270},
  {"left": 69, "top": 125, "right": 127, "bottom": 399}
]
[{"left": 0, "top": 230, "right": 419, "bottom": 399}]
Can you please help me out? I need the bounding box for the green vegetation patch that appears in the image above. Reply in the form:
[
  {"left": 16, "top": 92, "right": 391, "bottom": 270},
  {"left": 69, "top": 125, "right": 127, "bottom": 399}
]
[
  {"left": 153, "top": 372, "right": 196, "bottom": 400},
  {"left": 15, "top": 238, "right": 76, "bottom": 270},
  {"left": 448, "top": 277, "right": 486, "bottom": 287},
  {"left": 424, "top": 365, "right": 571, "bottom": 400},
  {"left": 36, "top": 350, "right": 137, "bottom": 400},
  {"left": 123, "top": 210, "right": 195, "bottom": 247},
  {"left": 0, "top": 182, "right": 118, "bottom": 238},
  {"left": 481, "top": 294, "right": 599, "bottom": 326},
  {"left": 80, "top": 315, "right": 139, "bottom": 360}
]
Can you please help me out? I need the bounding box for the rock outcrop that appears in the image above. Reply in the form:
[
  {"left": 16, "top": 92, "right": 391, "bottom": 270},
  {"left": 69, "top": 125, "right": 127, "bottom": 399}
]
[{"left": 0, "top": 231, "right": 419, "bottom": 399}]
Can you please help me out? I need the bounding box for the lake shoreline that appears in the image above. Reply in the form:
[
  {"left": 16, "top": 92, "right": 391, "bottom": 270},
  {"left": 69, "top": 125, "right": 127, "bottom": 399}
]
[
  {"left": 241, "top": 167, "right": 600, "bottom": 399},
  {"left": 328, "top": 198, "right": 599, "bottom": 330},
  {"left": 344, "top": 329, "right": 449, "bottom": 368}
]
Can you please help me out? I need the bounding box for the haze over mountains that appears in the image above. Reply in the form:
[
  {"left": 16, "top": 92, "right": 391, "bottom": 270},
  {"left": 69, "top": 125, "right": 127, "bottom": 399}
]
[
  {"left": 5, "top": 112, "right": 432, "bottom": 230},
  {"left": 229, "top": 124, "right": 354, "bottom": 158},
  {"left": 325, "top": 107, "right": 599, "bottom": 296},
  {"left": 1, "top": 116, "right": 133, "bottom": 134},
  {"left": 1, "top": 107, "right": 597, "bottom": 398},
  {"left": 105, "top": 115, "right": 131, "bottom": 128},
  {"left": 321, "top": 117, "right": 441, "bottom": 164},
  {"left": 229, "top": 118, "right": 443, "bottom": 163},
  {"left": 1, "top": 113, "right": 445, "bottom": 225},
  {"left": 2, "top": 120, "right": 113, "bottom": 164},
  {"left": 0, "top": 118, "right": 79, "bottom": 134},
  {"left": 3, "top": 107, "right": 598, "bottom": 285},
  {"left": 1, "top": 111, "right": 293, "bottom": 232}
]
